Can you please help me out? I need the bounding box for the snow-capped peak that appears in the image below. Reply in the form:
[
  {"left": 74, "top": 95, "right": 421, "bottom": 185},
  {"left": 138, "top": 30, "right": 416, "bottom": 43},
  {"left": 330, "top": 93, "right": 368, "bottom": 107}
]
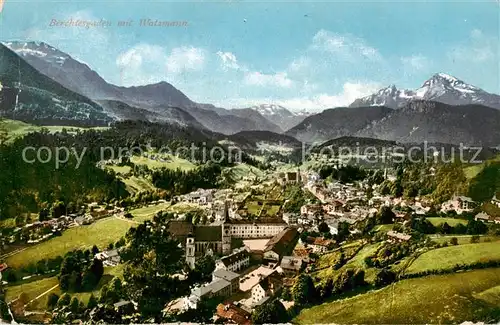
[
  {"left": 350, "top": 72, "right": 499, "bottom": 110},
  {"left": 2, "top": 41, "right": 70, "bottom": 66},
  {"left": 251, "top": 104, "right": 294, "bottom": 117}
]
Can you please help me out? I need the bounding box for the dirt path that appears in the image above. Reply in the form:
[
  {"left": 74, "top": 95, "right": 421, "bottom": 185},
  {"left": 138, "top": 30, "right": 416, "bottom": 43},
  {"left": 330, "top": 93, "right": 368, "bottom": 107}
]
[{"left": 25, "top": 284, "right": 59, "bottom": 307}]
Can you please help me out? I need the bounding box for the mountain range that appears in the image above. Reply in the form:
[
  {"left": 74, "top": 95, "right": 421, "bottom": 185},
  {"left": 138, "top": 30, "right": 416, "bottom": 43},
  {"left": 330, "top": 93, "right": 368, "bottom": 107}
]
[
  {"left": 1, "top": 41, "right": 293, "bottom": 133},
  {"left": 2, "top": 41, "right": 500, "bottom": 147},
  {"left": 350, "top": 73, "right": 500, "bottom": 110}
]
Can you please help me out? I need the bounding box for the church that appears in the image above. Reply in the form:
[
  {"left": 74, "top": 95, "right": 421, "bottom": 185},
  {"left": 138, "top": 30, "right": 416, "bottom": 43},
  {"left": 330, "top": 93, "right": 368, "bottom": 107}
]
[{"left": 167, "top": 202, "right": 287, "bottom": 268}]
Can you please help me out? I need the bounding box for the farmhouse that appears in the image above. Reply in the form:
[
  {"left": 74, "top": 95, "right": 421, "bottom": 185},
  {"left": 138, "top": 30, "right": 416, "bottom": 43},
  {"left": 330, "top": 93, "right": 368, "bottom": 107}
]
[
  {"left": 475, "top": 212, "right": 492, "bottom": 223},
  {"left": 386, "top": 230, "right": 412, "bottom": 243},
  {"left": 441, "top": 196, "right": 476, "bottom": 215},
  {"left": 491, "top": 194, "right": 500, "bottom": 208},
  {"left": 95, "top": 249, "right": 121, "bottom": 266}
]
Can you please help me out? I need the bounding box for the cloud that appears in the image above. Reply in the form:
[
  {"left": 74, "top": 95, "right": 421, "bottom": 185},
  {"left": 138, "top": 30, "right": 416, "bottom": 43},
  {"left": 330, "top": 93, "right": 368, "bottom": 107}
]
[
  {"left": 217, "top": 81, "right": 382, "bottom": 111},
  {"left": 116, "top": 44, "right": 206, "bottom": 85},
  {"left": 288, "top": 56, "right": 310, "bottom": 72},
  {"left": 216, "top": 51, "right": 241, "bottom": 70},
  {"left": 166, "top": 46, "right": 206, "bottom": 74},
  {"left": 448, "top": 29, "right": 497, "bottom": 63},
  {"left": 243, "top": 71, "right": 294, "bottom": 88},
  {"left": 116, "top": 44, "right": 164, "bottom": 70},
  {"left": 401, "top": 54, "right": 431, "bottom": 71},
  {"left": 311, "top": 30, "right": 382, "bottom": 62}
]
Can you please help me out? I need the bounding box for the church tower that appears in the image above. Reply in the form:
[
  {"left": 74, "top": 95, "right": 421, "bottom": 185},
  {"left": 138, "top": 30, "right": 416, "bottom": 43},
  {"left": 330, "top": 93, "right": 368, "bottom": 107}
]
[
  {"left": 222, "top": 201, "right": 232, "bottom": 255},
  {"left": 186, "top": 233, "right": 196, "bottom": 269}
]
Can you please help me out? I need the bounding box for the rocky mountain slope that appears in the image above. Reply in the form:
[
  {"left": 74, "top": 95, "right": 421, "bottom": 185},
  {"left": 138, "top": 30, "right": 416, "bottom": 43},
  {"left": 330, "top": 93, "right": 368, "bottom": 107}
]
[
  {"left": 285, "top": 106, "right": 393, "bottom": 143},
  {"left": 0, "top": 43, "right": 111, "bottom": 126},
  {"left": 249, "top": 104, "right": 309, "bottom": 131}
]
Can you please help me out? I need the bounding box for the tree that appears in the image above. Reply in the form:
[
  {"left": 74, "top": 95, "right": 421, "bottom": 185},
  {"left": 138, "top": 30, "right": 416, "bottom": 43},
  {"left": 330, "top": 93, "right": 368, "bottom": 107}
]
[
  {"left": 292, "top": 274, "right": 316, "bottom": 306},
  {"left": 188, "top": 255, "right": 216, "bottom": 284},
  {"left": 47, "top": 292, "right": 60, "bottom": 310},
  {"left": 59, "top": 274, "right": 71, "bottom": 291},
  {"left": 450, "top": 237, "right": 459, "bottom": 246},
  {"left": 57, "top": 293, "right": 71, "bottom": 307},
  {"left": 87, "top": 294, "right": 98, "bottom": 309},
  {"left": 318, "top": 222, "right": 330, "bottom": 234},
  {"left": 120, "top": 214, "right": 185, "bottom": 321},
  {"left": 70, "top": 296, "right": 80, "bottom": 313},
  {"left": 376, "top": 206, "right": 395, "bottom": 225},
  {"left": 374, "top": 269, "right": 396, "bottom": 287},
  {"left": 281, "top": 287, "right": 292, "bottom": 301},
  {"left": 470, "top": 235, "right": 481, "bottom": 244},
  {"left": 0, "top": 282, "right": 12, "bottom": 322},
  {"left": 252, "top": 299, "right": 288, "bottom": 324}
]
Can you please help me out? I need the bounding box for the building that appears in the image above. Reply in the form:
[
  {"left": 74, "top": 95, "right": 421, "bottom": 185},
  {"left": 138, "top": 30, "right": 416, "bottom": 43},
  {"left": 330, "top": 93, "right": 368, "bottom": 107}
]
[
  {"left": 491, "top": 195, "right": 500, "bottom": 208},
  {"left": 441, "top": 196, "right": 476, "bottom": 215},
  {"left": 300, "top": 236, "right": 335, "bottom": 253},
  {"left": 95, "top": 249, "right": 121, "bottom": 266},
  {"left": 213, "top": 269, "right": 241, "bottom": 294},
  {"left": 169, "top": 202, "right": 287, "bottom": 268},
  {"left": 216, "top": 302, "right": 252, "bottom": 325},
  {"left": 239, "top": 266, "right": 276, "bottom": 292},
  {"left": 215, "top": 248, "right": 250, "bottom": 273},
  {"left": 386, "top": 230, "right": 412, "bottom": 243},
  {"left": 184, "top": 269, "right": 240, "bottom": 310},
  {"left": 263, "top": 227, "right": 299, "bottom": 263},
  {"left": 250, "top": 270, "right": 283, "bottom": 307},
  {"left": 279, "top": 256, "right": 303, "bottom": 276},
  {"left": 226, "top": 217, "right": 287, "bottom": 239},
  {"left": 300, "top": 204, "right": 323, "bottom": 216},
  {"left": 282, "top": 213, "right": 299, "bottom": 225}
]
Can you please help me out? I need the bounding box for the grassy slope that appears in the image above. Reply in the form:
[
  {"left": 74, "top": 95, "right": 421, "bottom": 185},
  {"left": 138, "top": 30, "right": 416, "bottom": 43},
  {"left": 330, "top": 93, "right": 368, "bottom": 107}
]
[
  {"left": 130, "top": 155, "right": 195, "bottom": 171},
  {"left": 5, "top": 265, "right": 125, "bottom": 311},
  {"left": 427, "top": 217, "right": 468, "bottom": 227},
  {"left": 463, "top": 155, "right": 500, "bottom": 180},
  {"left": 6, "top": 203, "right": 170, "bottom": 268},
  {"left": 295, "top": 268, "right": 500, "bottom": 324},
  {"left": 406, "top": 241, "right": 500, "bottom": 275},
  {"left": 1, "top": 119, "right": 108, "bottom": 142}
]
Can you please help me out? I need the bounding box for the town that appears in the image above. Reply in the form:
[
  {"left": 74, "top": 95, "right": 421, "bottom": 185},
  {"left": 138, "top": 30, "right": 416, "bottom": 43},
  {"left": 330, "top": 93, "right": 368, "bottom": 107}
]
[{"left": 1, "top": 152, "right": 500, "bottom": 324}]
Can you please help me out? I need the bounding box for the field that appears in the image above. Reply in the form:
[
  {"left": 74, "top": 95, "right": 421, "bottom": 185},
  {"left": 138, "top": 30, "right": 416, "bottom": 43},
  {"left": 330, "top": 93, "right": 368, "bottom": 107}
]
[
  {"left": 130, "top": 155, "right": 195, "bottom": 171},
  {"left": 430, "top": 234, "right": 500, "bottom": 245},
  {"left": 120, "top": 175, "right": 157, "bottom": 194},
  {"left": 463, "top": 154, "right": 500, "bottom": 180},
  {"left": 5, "top": 265, "right": 124, "bottom": 311},
  {"left": 106, "top": 165, "right": 132, "bottom": 174},
  {"left": 167, "top": 202, "right": 205, "bottom": 215},
  {"left": 406, "top": 241, "right": 500, "bottom": 275},
  {"left": 314, "top": 241, "right": 367, "bottom": 283},
  {"left": 1, "top": 119, "right": 108, "bottom": 142},
  {"left": 5, "top": 203, "right": 170, "bottom": 268},
  {"left": 295, "top": 268, "right": 500, "bottom": 324},
  {"left": 427, "top": 217, "right": 468, "bottom": 227}
]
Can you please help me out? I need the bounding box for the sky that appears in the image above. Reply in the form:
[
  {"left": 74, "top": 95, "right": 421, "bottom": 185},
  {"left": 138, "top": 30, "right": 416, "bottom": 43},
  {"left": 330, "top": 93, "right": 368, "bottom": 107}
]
[{"left": 0, "top": 0, "right": 499, "bottom": 111}]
